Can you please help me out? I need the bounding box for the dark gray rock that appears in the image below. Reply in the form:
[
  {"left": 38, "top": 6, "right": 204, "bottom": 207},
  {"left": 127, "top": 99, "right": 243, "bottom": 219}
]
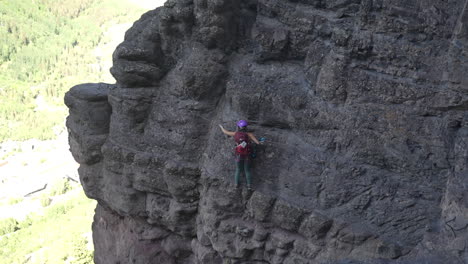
[
  {"left": 247, "top": 191, "right": 276, "bottom": 222},
  {"left": 271, "top": 200, "right": 307, "bottom": 232},
  {"left": 299, "top": 212, "right": 333, "bottom": 241},
  {"left": 65, "top": 0, "right": 468, "bottom": 263}
]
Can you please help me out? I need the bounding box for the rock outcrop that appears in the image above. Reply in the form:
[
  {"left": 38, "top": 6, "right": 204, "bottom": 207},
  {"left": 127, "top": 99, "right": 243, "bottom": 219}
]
[{"left": 65, "top": 0, "right": 468, "bottom": 263}]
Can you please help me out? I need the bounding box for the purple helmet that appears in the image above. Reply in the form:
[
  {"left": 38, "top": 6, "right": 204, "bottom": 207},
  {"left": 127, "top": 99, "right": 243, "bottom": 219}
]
[{"left": 237, "top": 120, "right": 248, "bottom": 127}]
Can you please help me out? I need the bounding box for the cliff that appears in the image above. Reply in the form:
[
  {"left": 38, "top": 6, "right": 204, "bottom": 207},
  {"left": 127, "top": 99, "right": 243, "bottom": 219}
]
[{"left": 64, "top": 0, "right": 468, "bottom": 263}]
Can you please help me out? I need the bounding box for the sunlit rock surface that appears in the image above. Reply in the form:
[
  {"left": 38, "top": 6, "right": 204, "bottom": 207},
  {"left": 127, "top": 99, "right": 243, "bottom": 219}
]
[{"left": 65, "top": 0, "right": 468, "bottom": 263}]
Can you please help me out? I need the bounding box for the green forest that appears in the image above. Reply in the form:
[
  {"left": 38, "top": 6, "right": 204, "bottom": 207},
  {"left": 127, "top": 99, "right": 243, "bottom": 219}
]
[
  {"left": 0, "top": 181, "right": 97, "bottom": 264},
  {"left": 0, "top": 1, "right": 152, "bottom": 263},
  {"left": 0, "top": 0, "right": 147, "bottom": 142}
]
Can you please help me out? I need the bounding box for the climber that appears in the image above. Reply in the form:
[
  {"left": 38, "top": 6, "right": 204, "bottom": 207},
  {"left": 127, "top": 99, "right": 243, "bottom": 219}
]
[{"left": 219, "top": 120, "right": 262, "bottom": 190}]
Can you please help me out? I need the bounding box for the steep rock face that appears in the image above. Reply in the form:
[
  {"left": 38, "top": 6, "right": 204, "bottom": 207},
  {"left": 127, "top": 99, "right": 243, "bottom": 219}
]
[{"left": 65, "top": 0, "right": 468, "bottom": 263}]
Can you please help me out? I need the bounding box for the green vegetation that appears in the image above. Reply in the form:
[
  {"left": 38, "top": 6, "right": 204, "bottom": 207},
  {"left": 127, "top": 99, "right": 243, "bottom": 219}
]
[
  {"left": 40, "top": 195, "right": 51, "bottom": 207},
  {"left": 70, "top": 236, "right": 94, "bottom": 264},
  {"left": 7, "top": 197, "right": 23, "bottom": 205},
  {"left": 0, "top": 170, "right": 95, "bottom": 263},
  {"left": 0, "top": 190, "right": 97, "bottom": 264},
  {"left": 49, "top": 177, "right": 72, "bottom": 196},
  {"left": 0, "top": 1, "right": 149, "bottom": 262},
  {"left": 18, "top": 215, "right": 33, "bottom": 230},
  {"left": 40, "top": 178, "right": 72, "bottom": 207},
  {"left": 0, "top": 0, "right": 147, "bottom": 142},
  {"left": 0, "top": 218, "right": 19, "bottom": 236}
]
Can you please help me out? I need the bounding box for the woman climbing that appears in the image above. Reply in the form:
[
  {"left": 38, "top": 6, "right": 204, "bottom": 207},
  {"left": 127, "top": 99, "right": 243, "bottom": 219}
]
[{"left": 219, "top": 120, "right": 262, "bottom": 190}]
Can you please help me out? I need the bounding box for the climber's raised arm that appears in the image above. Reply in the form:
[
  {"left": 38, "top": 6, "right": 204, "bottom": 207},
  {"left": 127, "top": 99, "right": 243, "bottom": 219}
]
[
  {"left": 219, "top": 124, "right": 235, "bottom": 136},
  {"left": 247, "top": 132, "right": 261, "bottom": 145}
]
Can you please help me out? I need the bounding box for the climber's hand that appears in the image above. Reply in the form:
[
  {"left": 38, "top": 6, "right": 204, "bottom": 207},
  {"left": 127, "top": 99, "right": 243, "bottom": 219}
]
[{"left": 258, "top": 137, "right": 266, "bottom": 145}]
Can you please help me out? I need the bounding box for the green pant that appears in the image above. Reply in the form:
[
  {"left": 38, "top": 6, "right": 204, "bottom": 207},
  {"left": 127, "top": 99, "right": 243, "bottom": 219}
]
[{"left": 234, "top": 160, "right": 251, "bottom": 186}]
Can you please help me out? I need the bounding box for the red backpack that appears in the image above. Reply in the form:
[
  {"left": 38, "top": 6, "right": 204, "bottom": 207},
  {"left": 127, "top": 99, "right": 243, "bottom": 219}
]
[{"left": 234, "top": 131, "right": 251, "bottom": 156}]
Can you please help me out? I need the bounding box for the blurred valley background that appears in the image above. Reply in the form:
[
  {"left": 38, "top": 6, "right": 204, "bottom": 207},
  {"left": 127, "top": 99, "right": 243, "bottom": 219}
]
[{"left": 0, "top": 0, "right": 164, "bottom": 263}]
